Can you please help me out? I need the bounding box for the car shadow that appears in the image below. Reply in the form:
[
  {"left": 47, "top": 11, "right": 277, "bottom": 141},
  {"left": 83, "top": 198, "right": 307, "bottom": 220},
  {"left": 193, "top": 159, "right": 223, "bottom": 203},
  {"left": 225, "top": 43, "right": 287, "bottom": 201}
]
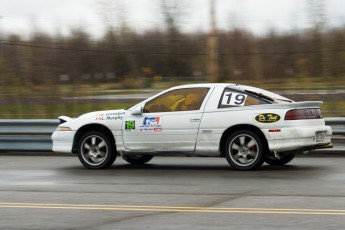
[{"left": 62, "top": 162, "right": 323, "bottom": 173}]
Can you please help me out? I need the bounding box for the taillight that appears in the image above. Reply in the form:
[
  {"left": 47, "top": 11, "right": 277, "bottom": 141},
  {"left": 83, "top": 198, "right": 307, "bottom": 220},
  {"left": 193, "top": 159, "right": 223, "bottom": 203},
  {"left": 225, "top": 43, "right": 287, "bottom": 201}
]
[{"left": 285, "top": 108, "right": 322, "bottom": 120}]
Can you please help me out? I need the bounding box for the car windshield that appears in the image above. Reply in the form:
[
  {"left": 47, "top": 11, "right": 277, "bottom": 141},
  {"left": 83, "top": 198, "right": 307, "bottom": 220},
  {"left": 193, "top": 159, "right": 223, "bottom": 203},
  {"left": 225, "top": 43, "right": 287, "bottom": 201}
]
[{"left": 231, "top": 85, "right": 293, "bottom": 104}]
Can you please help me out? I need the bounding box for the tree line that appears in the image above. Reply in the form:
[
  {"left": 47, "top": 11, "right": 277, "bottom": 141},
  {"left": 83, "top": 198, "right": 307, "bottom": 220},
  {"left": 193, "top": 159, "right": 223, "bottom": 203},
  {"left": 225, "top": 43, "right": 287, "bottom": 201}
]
[{"left": 1, "top": 24, "right": 345, "bottom": 88}]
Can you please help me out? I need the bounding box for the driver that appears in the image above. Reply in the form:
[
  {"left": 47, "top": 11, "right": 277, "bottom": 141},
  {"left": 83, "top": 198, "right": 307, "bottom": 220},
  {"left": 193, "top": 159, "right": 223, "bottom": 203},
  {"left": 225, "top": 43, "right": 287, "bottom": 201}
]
[{"left": 179, "top": 93, "right": 200, "bottom": 111}]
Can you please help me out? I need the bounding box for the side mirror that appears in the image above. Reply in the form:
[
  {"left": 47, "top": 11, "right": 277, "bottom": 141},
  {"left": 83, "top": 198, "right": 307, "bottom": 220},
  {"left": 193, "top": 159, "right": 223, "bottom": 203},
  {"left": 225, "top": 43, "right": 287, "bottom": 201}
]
[{"left": 130, "top": 106, "right": 143, "bottom": 115}]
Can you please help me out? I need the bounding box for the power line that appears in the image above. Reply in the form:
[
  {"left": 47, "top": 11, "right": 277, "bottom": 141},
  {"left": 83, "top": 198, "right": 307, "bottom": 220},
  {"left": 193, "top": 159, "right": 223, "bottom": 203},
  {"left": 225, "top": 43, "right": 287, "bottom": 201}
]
[
  {"left": 0, "top": 35, "right": 333, "bottom": 48},
  {"left": 2, "top": 41, "right": 345, "bottom": 56},
  {"left": 0, "top": 42, "right": 205, "bottom": 56}
]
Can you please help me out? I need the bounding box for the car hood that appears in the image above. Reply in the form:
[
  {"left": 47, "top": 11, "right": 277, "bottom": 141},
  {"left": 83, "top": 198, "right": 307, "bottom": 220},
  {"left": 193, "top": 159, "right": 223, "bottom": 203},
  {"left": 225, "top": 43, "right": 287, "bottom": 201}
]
[{"left": 58, "top": 109, "right": 128, "bottom": 130}]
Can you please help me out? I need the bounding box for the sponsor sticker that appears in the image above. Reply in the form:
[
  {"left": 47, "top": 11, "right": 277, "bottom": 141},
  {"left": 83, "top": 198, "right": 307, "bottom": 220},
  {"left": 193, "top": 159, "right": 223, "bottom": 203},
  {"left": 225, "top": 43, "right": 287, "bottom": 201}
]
[
  {"left": 255, "top": 113, "right": 281, "bottom": 123},
  {"left": 96, "top": 111, "right": 125, "bottom": 121},
  {"left": 142, "top": 117, "right": 160, "bottom": 126},
  {"left": 140, "top": 117, "right": 162, "bottom": 132}
]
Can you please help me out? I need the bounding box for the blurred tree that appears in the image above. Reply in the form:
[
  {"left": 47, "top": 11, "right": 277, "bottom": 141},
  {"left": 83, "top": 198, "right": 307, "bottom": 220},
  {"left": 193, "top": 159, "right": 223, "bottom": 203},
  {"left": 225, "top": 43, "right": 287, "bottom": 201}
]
[
  {"left": 328, "top": 28, "right": 345, "bottom": 78},
  {"left": 97, "top": 0, "right": 138, "bottom": 82},
  {"left": 159, "top": 0, "right": 192, "bottom": 80},
  {"left": 1, "top": 0, "right": 345, "bottom": 90}
]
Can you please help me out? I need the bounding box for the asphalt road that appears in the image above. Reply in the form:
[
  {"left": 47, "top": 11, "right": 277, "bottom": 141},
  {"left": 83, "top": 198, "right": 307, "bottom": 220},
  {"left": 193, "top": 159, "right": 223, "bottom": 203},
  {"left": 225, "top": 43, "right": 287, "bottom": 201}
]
[{"left": 1, "top": 155, "right": 345, "bottom": 230}]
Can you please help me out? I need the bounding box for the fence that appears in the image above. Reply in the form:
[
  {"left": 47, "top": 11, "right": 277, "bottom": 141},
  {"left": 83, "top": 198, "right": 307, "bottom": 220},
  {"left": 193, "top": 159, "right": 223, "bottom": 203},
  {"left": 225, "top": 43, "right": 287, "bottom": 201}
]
[{"left": 0, "top": 118, "right": 344, "bottom": 152}]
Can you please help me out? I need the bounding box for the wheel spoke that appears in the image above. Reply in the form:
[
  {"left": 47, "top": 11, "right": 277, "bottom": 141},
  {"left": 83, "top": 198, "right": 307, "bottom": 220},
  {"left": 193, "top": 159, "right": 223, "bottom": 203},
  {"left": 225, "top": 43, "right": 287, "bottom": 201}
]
[
  {"left": 84, "top": 143, "right": 91, "bottom": 150},
  {"left": 85, "top": 151, "right": 92, "bottom": 159},
  {"left": 248, "top": 150, "right": 257, "bottom": 158},
  {"left": 243, "top": 155, "right": 252, "bottom": 163},
  {"left": 91, "top": 137, "right": 96, "bottom": 145},
  {"left": 235, "top": 153, "right": 243, "bottom": 160},
  {"left": 231, "top": 143, "right": 239, "bottom": 151},
  {"left": 247, "top": 139, "right": 256, "bottom": 148},
  {"left": 98, "top": 140, "right": 106, "bottom": 149},
  {"left": 98, "top": 150, "right": 106, "bottom": 158},
  {"left": 240, "top": 157, "right": 247, "bottom": 163},
  {"left": 89, "top": 155, "right": 97, "bottom": 163},
  {"left": 239, "top": 136, "right": 245, "bottom": 145},
  {"left": 237, "top": 155, "right": 248, "bottom": 164}
]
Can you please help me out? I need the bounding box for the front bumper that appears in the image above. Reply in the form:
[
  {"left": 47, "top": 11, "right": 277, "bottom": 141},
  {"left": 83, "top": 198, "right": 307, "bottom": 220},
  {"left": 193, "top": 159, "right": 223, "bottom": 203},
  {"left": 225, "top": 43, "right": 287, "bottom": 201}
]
[{"left": 51, "top": 131, "right": 76, "bottom": 153}]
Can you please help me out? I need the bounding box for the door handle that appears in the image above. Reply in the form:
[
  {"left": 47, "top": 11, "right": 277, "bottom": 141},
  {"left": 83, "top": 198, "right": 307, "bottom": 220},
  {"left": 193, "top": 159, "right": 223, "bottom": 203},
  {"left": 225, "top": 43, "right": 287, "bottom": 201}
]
[{"left": 190, "top": 118, "right": 201, "bottom": 122}]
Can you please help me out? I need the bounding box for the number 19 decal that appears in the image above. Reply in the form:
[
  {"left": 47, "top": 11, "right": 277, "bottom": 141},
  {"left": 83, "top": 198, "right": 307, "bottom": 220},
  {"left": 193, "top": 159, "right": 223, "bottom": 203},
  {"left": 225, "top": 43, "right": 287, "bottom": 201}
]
[
  {"left": 125, "top": 121, "right": 136, "bottom": 130},
  {"left": 221, "top": 92, "right": 247, "bottom": 106}
]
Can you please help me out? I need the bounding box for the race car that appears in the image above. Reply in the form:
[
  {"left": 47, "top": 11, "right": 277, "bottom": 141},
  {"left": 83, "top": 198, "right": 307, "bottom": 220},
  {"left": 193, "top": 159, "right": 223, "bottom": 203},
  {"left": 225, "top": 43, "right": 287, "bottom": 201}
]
[{"left": 52, "top": 83, "right": 332, "bottom": 171}]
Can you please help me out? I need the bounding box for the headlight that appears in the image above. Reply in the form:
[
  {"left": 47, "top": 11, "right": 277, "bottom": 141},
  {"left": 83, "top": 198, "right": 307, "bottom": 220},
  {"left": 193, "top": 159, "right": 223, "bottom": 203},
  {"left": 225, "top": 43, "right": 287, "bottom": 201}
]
[{"left": 56, "top": 126, "right": 72, "bottom": 131}]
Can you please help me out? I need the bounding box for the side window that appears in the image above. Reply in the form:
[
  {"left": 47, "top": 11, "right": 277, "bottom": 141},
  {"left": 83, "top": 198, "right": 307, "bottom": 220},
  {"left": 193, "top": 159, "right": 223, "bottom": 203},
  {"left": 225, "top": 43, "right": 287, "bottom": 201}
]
[
  {"left": 218, "top": 89, "right": 268, "bottom": 108},
  {"left": 144, "top": 88, "right": 209, "bottom": 113}
]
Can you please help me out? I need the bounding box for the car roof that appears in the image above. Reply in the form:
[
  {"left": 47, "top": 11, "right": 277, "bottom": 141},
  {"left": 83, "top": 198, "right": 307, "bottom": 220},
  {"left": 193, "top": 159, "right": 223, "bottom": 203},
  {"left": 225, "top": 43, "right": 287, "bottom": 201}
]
[
  {"left": 167, "top": 83, "right": 293, "bottom": 103},
  {"left": 170, "top": 83, "right": 235, "bottom": 89}
]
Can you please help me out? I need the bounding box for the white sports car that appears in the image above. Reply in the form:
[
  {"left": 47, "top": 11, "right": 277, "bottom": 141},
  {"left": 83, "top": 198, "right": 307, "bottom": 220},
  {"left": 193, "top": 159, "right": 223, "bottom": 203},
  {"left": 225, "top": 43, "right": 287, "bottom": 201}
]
[{"left": 52, "top": 83, "right": 332, "bottom": 170}]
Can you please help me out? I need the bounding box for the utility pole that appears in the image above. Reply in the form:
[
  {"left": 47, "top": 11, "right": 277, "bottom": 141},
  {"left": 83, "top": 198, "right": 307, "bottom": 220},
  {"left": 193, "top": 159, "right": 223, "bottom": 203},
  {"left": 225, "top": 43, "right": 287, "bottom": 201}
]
[
  {"left": 307, "top": 0, "right": 328, "bottom": 78},
  {"left": 0, "top": 14, "right": 3, "bottom": 86},
  {"left": 207, "top": 0, "right": 219, "bottom": 82}
]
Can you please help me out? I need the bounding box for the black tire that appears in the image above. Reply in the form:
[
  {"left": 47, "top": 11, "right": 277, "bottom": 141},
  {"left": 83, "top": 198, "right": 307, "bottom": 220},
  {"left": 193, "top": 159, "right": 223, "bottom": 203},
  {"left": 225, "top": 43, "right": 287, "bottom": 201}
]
[
  {"left": 225, "top": 130, "right": 265, "bottom": 171},
  {"left": 77, "top": 131, "right": 117, "bottom": 169},
  {"left": 265, "top": 153, "right": 296, "bottom": 166},
  {"left": 124, "top": 154, "right": 154, "bottom": 165}
]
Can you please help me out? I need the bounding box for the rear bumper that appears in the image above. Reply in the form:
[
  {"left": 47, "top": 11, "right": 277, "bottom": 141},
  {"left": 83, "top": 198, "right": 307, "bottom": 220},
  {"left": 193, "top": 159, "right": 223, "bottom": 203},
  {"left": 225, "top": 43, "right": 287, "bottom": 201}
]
[{"left": 263, "top": 125, "right": 332, "bottom": 153}]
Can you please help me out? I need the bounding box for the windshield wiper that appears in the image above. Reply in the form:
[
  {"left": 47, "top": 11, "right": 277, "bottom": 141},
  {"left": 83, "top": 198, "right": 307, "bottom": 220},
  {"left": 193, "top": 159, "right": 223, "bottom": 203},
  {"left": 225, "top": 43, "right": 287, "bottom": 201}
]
[{"left": 244, "top": 90, "right": 274, "bottom": 102}]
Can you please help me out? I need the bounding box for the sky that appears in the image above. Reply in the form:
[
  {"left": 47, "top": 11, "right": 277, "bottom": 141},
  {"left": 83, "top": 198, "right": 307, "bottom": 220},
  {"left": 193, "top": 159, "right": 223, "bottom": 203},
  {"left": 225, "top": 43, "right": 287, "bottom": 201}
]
[{"left": 1, "top": 0, "right": 345, "bottom": 38}]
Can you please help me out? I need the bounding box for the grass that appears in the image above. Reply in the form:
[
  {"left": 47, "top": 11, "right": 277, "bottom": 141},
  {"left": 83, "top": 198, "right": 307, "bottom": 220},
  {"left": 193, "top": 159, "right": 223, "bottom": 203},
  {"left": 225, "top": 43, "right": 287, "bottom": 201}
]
[
  {"left": 321, "top": 101, "right": 345, "bottom": 117},
  {"left": 0, "top": 77, "right": 344, "bottom": 119}
]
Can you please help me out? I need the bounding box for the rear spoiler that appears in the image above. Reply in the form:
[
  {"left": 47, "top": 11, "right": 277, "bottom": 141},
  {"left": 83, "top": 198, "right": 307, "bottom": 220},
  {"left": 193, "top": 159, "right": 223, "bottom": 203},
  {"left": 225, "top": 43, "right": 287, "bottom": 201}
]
[
  {"left": 250, "top": 101, "right": 324, "bottom": 110},
  {"left": 288, "top": 101, "right": 323, "bottom": 108}
]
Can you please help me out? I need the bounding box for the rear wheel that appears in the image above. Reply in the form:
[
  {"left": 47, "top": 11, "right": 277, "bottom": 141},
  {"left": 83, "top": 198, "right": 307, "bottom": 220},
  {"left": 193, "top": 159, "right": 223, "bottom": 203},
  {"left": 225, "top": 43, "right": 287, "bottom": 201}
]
[
  {"left": 265, "top": 153, "right": 296, "bottom": 166},
  {"left": 77, "top": 131, "right": 117, "bottom": 169},
  {"left": 124, "top": 154, "right": 154, "bottom": 165},
  {"left": 225, "top": 130, "right": 265, "bottom": 171}
]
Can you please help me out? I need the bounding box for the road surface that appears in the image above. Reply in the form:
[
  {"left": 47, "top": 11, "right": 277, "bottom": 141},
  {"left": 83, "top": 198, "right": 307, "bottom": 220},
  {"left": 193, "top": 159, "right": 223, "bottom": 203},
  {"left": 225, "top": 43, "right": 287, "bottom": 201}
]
[{"left": 1, "top": 155, "right": 345, "bottom": 229}]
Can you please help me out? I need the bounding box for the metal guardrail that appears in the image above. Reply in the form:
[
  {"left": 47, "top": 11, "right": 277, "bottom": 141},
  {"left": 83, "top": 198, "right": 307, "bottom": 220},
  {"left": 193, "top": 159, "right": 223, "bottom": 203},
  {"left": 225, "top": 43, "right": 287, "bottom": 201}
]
[
  {"left": 0, "top": 119, "right": 59, "bottom": 152},
  {"left": 0, "top": 118, "right": 344, "bottom": 152},
  {"left": 324, "top": 118, "right": 345, "bottom": 136}
]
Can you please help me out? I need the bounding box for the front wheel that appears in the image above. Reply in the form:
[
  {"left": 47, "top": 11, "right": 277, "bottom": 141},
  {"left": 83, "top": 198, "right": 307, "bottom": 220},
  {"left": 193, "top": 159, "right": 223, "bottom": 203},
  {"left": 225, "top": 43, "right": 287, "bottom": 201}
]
[
  {"left": 124, "top": 154, "right": 154, "bottom": 165},
  {"left": 225, "top": 130, "right": 265, "bottom": 171},
  {"left": 77, "top": 131, "right": 117, "bottom": 169}
]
